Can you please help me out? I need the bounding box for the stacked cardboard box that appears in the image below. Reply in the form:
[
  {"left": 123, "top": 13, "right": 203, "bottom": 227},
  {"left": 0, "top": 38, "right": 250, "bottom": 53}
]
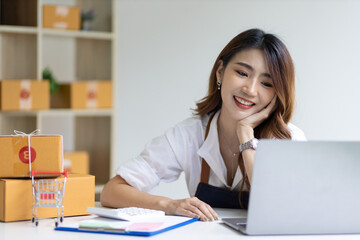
[
  {"left": 51, "top": 81, "right": 112, "bottom": 109},
  {"left": 0, "top": 80, "right": 49, "bottom": 111},
  {"left": 0, "top": 174, "right": 94, "bottom": 222},
  {"left": 0, "top": 134, "right": 95, "bottom": 222}
]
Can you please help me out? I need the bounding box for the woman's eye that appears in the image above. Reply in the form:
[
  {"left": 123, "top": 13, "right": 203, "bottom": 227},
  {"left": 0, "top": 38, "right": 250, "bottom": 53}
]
[
  {"left": 236, "top": 71, "right": 248, "bottom": 77},
  {"left": 261, "top": 82, "right": 273, "bottom": 88}
]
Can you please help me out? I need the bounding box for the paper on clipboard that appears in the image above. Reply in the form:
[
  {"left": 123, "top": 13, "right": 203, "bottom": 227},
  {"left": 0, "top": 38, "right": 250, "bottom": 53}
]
[{"left": 55, "top": 215, "right": 198, "bottom": 237}]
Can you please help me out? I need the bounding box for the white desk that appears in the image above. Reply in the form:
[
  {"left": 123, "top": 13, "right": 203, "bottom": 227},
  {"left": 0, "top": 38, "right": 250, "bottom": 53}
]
[{"left": 1, "top": 208, "right": 360, "bottom": 240}]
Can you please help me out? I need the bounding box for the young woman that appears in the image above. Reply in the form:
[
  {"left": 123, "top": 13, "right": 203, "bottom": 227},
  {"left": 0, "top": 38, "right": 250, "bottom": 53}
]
[{"left": 101, "top": 28, "right": 306, "bottom": 222}]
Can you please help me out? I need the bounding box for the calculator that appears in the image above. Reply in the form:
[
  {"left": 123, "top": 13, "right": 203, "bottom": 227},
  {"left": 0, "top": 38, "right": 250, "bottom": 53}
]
[{"left": 86, "top": 207, "right": 166, "bottom": 221}]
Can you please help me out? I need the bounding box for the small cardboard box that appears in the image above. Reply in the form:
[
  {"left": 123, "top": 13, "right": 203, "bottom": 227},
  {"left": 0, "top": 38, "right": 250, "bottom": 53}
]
[
  {"left": 0, "top": 80, "right": 49, "bottom": 111},
  {"left": 43, "top": 5, "right": 80, "bottom": 30},
  {"left": 0, "top": 174, "right": 95, "bottom": 222},
  {"left": 51, "top": 81, "right": 112, "bottom": 109},
  {"left": 72, "top": 81, "right": 112, "bottom": 109},
  {"left": 64, "top": 151, "right": 89, "bottom": 174},
  {"left": 0, "top": 135, "right": 63, "bottom": 178}
]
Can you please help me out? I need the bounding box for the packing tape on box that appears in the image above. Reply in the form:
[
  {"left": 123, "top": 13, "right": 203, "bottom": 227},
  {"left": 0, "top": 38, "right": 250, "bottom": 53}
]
[
  {"left": 13, "top": 129, "right": 40, "bottom": 177},
  {"left": 19, "top": 80, "right": 32, "bottom": 110},
  {"left": 86, "top": 81, "right": 98, "bottom": 108},
  {"left": 54, "top": 6, "right": 70, "bottom": 29},
  {"left": 56, "top": 6, "right": 70, "bottom": 17},
  {"left": 63, "top": 158, "right": 72, "bottom": 172}
]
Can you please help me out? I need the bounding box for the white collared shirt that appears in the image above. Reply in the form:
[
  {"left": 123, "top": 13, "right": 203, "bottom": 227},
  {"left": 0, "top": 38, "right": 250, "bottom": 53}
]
[{"left": 116, "top": 110, "right": 306, "bottom": 196}]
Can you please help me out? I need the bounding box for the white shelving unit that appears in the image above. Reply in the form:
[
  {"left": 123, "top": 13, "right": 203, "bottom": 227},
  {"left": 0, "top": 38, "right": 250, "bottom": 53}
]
[{"left": 0, "top": 0, "right": 117, "bottom": 196}]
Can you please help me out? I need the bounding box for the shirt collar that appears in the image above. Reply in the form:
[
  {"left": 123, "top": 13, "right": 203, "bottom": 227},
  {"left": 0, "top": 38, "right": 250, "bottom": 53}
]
[{"left": 197, "top": 110, "right": 242, "bottom": 189}]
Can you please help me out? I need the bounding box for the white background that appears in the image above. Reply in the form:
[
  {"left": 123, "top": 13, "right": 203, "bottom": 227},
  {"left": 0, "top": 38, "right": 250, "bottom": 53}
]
[{"left": 114, "top": 0, "right": 360, "bottom": 198}]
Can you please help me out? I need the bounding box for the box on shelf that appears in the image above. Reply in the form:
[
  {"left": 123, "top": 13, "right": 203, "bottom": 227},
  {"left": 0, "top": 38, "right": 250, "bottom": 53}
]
[
  {"left": 0, "top": 80, "right": 49, "bottom": 111},
  {"left": 0, "top": 135, "right": 63, "bottom": 178},
  {"left": 51, "top": 81, "right": 112, "bottom": 109},
  {"left": 0, "top": 174, "right": 95, "bottom": 222},
  {"left": 43, "top": 5, "right": 80, "bottom": 30},
  {"left": 72, "top": 81, "right": 112, "bottom": 109},
  {"left": 64, "top": 151, "right": 89, "bottom": 174}
]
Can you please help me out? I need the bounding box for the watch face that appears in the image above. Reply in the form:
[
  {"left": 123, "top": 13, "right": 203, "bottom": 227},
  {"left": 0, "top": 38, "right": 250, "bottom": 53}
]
[{"left": 251, "top": 138, "right": 259, "bottom": 149}]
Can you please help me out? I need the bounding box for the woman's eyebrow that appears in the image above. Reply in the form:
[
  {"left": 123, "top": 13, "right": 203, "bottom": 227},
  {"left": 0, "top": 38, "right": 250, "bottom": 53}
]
[
  {"left": 235, "top": 62, "right": 271, "bottom": 79},
  {"left": 235, "top": 62, "right": 253, "bottom": 71}
]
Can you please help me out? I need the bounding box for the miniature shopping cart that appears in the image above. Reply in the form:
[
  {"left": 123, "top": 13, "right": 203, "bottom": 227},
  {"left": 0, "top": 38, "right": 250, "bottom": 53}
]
[{"left": 31, "top": 170, "right": 68, "bottom": 227}]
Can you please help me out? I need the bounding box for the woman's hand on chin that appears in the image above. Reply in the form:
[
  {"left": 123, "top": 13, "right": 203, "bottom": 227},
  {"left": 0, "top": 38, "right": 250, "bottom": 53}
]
[
  {"left": 236, "top": 96, "right": 277, "bottom": 141},
  {"left": 239, "top": 96, "right": 277, "bottom": 129}
]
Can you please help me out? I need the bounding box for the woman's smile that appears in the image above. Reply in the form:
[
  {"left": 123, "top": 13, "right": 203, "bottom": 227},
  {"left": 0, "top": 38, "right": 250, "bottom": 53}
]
[{"left": 234, "top": 96, "right": 255, "bottom": 110}]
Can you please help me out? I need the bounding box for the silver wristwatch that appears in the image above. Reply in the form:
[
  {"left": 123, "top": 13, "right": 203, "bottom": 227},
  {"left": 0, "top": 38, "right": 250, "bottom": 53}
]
[{"left": 239, "top": 138, "right": 259, "bottom": 153}]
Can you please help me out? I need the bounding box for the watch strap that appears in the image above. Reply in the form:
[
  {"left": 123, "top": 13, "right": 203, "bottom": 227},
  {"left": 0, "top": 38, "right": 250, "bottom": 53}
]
[{"left": 239, "top": 138, "right": 258, "bottom": 153}]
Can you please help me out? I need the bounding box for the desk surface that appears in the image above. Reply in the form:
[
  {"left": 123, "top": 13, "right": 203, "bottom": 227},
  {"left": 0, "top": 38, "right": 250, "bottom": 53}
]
[{"left": 2, "top": 208, "right": 360, "bottom": 240}]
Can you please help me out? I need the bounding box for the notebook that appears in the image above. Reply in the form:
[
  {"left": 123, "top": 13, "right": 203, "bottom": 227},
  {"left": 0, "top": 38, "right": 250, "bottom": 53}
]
[{"left": 222, "top": 140, "right": 360, "bottom": 235}]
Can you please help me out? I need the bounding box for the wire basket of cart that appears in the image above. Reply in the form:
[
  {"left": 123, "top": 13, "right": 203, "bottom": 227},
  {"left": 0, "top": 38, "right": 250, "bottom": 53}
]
[{"left": 31, "top": 170, "right": 68, "bottom": 227}]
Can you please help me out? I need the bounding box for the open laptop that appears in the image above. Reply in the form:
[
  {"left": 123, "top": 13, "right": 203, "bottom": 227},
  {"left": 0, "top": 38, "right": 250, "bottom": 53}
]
[{"left": 222, "top": 140, "right": 360, "bottom": 235}]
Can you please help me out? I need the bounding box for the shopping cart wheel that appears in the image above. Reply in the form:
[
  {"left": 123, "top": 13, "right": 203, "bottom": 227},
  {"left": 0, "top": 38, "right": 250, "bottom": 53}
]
[
  {"left": 55, "top": 221, "right": 59, "bottom": 228},
  {"left": 35, "top": 221, "right": 39, "bottom": 227},
  {"left": 60, "top": 216, "right": 63, "bottom": 223},
  {"left": 31, "top": 217, "right": 35, "bottom": 223}
]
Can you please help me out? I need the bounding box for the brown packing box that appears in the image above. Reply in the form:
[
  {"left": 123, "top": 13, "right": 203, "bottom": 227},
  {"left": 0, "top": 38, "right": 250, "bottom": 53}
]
[
  {"left": 0, "top": 80, "right": 49, "bottom": 111},
  {"left": 64, "top": 151, "right": 89, "bottom": 174},
  {"left": 0, "top": 174, "right": 95, "bottom": 222},
  {"left": 43, "top": 5, "right": 80, "bottom": 30},
  {"left": 0, "top": 135, "right": 63, "bottom": 178},
  {"left": 72, "top": 81, "right": 112, "bottom": 109},
  {"left": 51, "top": 81, "right": 112, "bottom": 109}
]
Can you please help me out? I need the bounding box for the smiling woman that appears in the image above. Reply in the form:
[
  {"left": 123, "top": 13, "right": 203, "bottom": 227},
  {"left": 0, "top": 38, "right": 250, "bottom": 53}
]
[{"left": 101, "top": 28, "right": 306, "bottom": 222}]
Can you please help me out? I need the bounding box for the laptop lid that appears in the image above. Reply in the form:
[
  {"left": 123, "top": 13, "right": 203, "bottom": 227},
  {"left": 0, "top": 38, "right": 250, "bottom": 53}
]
[{"left": 245, "top": 140, "right": 360, "bottom": 235}]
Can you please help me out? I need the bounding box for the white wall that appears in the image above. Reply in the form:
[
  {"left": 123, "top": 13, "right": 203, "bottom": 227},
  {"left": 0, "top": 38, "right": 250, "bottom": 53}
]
[{"left": 114, "top": 0, "right": 360, "bottom": 198}]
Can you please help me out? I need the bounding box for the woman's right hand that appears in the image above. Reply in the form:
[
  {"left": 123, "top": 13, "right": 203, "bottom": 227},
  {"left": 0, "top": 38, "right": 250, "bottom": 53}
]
[{"left": 162, "top": 197, "right": 218, "bottom": 221}]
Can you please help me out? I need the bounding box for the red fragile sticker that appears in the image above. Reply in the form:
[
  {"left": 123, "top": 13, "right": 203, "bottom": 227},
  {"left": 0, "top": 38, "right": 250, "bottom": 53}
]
[
  {"left": 20, "top": 89, "right": 30, "bottom": 99},
  {"left": 18, "top": 146, "right": 36, "bottom": 164},
  {"left": 88, "top": 91, "right": 96, "bottom": 99}
]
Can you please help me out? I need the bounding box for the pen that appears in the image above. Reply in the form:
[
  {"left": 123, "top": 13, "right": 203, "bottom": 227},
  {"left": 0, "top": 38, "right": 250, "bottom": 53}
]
[{"left": 78, "top": 226, "right": 129, "bottom": 233}]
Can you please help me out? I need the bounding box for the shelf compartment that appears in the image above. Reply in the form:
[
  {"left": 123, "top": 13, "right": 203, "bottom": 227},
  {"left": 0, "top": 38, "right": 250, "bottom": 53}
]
[
  {"left": 0, "top": 115, "right": 37, "bottom": 135},
  {"left": 1, "top": 33, "right": 37, "bottom": 79},
  {"left": 40, "top": 115, "right": 75, "bottom": 151},
  {"left": 76, "top": 38, "right": 111, "bottom": 80},
  {"left": 0, "top": 0, "right": 37, "bottom": 27},
  {"left": 77, "top": 0, "right": 112, "bottom": 32},
  {"left": 75, "top": 116, "right": 110, "bottom": 185},
  {"left": 42, "top": 35, "right": 111, "bottom": 81}
]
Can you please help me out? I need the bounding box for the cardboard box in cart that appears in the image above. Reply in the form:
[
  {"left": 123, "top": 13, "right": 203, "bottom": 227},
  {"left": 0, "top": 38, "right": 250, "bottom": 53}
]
[
  {"left": 0, "top": 174, "right": 95, "bottom": 222},
  {"left": 0, "top": 80, "right": 49, "bottom": 111},
  {"left": 0, "top": 135, "right": 63, "bottom": 178}
]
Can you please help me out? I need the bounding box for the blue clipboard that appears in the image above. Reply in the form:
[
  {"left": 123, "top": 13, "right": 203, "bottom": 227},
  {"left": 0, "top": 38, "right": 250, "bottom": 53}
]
[{"left": 55, "top": 216, "right": 198, "bottom": 237}]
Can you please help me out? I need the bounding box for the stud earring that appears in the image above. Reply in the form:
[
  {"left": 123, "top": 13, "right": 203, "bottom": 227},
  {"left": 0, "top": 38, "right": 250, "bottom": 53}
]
[{"left": 217, "top": 81, "right": 221, "bottom": 90}]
